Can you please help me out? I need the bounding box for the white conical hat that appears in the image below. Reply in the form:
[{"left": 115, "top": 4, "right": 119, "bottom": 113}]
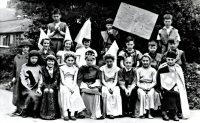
[
  {"left": 105, "top": 41, "right": 119, "bottom": 66},
  {"left": 64, "top": 26, "right": 72, "bottom": 41},
  {"left": 75, "top": 18, "right": 91, "bottom": 45},
  {"left": 38, "top": 28, "right": 49, "bottom": 50}
]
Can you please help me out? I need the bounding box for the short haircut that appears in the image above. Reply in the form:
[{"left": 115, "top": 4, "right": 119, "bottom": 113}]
[
  {"left": 163, "top": 14, "right": 173, "bottom": 20},
  {"left": 82, "top": 38, "right": 91, "bottom": 43},
  {"left": 148, "top": 40, "right": 157, "bottom": 46},
  {"left": 52, "top": 8, "right": 61, "bottom": 15},
  {"left": 40, "top": 38, "right": 51, "bottom": 45},
  {"left": 126, "top": 36, "right": 135, "bottom": 43},
  {"left": 85, "top": 50, "right": 95, "bottom": 56},
  {"left": 104, "top": 54, "right": 115, "bottom": 61}
]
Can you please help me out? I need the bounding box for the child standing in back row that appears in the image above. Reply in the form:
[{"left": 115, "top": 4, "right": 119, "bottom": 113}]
[
  {"left": 47, "top": 8, "right": 67, "bottom": 53},
  {"left": 157, "top": 14, "right": 181, "bottom": 54}
]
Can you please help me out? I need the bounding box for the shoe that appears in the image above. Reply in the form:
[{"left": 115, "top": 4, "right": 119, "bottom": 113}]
[
  {"left": 76, "top": 112, "right": 85, "bottom": 119},
  {"left": 123, "top": 112, "right": 128, "bottom": 117},
  {"left": 162, "top": 114, "right": 169, "bottom": 121},
  {"left": 178, "top": 113, "right": 182, "bottom": 119},
  {"left": 148, "top": 114, "right": 154, "bottom": 119},
  {"left": 64, "top": 116, "right": 69, "bottom": 121},
  {"left": 140, "top": 115, "right": 145, "bottom": 119},
  {"left": 20, "top": 109, "right": 28, "bottom": 118},
  {"left": 96, "top": 115, "right": 105, "bottom": 120},
  {"left": 130, "top": 114, "right": 136, "bottom": 118},
  {"left": 70, "top": 116, "right": 76, "bottom": 120},
  {"left": 173, "top": 115, "right": 179, "bottom": 121},
  {"left": 108, "top": 115, "right": 114, "bottom": 119}
]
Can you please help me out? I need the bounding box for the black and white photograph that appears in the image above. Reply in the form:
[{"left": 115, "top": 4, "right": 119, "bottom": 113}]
[{"left": 0, "top": 0, "right": 200, "bottom": 122}]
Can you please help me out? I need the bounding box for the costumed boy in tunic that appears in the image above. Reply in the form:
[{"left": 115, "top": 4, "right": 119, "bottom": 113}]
[
  {"left": 156, "top": 51, "right": 190, "bottom": 121},
  {"left": 76, "top": 38, "right": 97, "bottom": 67},
  {"left": 136, "top": 54, "right": 160, "bottom": 119},
  {"left": 47, "top": 8, "right": 67, "bottom": 53},
  {"left": 56, "top": 40, "right": 75, "bottom": 66},
  {"left": 101, "top": 18, "right": 120, "bottom": 54},
  {"left": 77, "top": 52, "right": 103, "bottom": 119},
  {"left": 146, "top": 40, "right": 162, "bottom": 70},
  {"left": 161, "top": 39, "right": 187, "bottom": 68},
  {"left": 157, "top": 14, "right": 181, "bottom": 54},
  {"left": 38, "top": 55, "right": 60, "bottom": 120},
  {"left": 100, "top": 54, "right": 122, "bottom": 119},
  {"left": 38, "top": 38, "right": 55, "bottom": 66},
  {"left": 118, "top": 57, "right": 137, "bottom": 118},
  {"left": 60, "top": 53, "right": 85, "bottom": 121},
  {"left": 118, "top": 36, "right": 143, "bottom": 69},
  {"left": 19, "top": 50, "right": 42, "bottom": 118},
  {"left": 11, "top": 40, "right": 32, "bottom": 116}
]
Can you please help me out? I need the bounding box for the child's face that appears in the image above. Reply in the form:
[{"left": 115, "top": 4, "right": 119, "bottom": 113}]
[
  {"left": 164, "top": 19, "right": 172, "bottom": 27},
  {"left": 64, "top": 41, "right": 72, "bottom": 50},
  {"left": 126, "top": 41, "right": 134, "bottom": 50},
  {"left": 65, "top": 57, "right": 74, "bottom": 67},
  {"left": 83, "top": 41, "right": 90, "bottom": 48},
  {"left": 22, "top": 46, "right": 30, "bottom": 53},
  {"left": 47, "top": 59, "right": 55, "bottom": 68},
  {"left": 52, "top": 14, "right": 61, "bottom": 22},
  {"left": 106, "top": 24, "right": 112, "bottom": 30},
  {"left": 169, "top": 41, "right": 179, "bottom": 50},
  {"left": 166, "top": 57, "right": 176, "bottom": 66},
  {"left": 142, "top": 57, "right": 150, "bottom": 68},
  {"left": 106, "top": 58, "right": 114, "bottom": 68},
  {"left": 30, "top": 56, "right": 38, "bottom": 65},
  {"left": 124, "top": 58, "right": 133, "bottom": 69},
  {"left": 148, "top": 45, "right": 157, "bottom": 53},
  {"left": 43, "top": 40, "right": 50, "bottom": 49},
  {"left": 86, "top": 58, "right": 94, "bottom": 66}
]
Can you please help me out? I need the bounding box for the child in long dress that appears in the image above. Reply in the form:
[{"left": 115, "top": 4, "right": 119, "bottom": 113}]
[
  {"left": 100, "top": 54, "right": 122, "bottom": 119},
  {"left": 59, "top": 53, "right": 85, "bottom": 121}
]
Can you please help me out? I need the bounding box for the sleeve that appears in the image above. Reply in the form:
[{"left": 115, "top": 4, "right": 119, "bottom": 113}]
[
  {"left": 38, "top": 70, "right": 43, "bottom": 89},
  {"left": 13, "top": 56, "right": 17, "bottom": 78},
  {"left": 47, "top": 24, "right": 51, "bottom": 37},
  {"left": 50, "top": 68, "right": 60, "bottom": 89},
  {"left": 136, "top": 69, "right": 142, "bottom": 89},
  {"left": 181, "top": 51, "right": 187, "bottom": 67},
  {"left": 150, "top": 69, "right": 157, "bottom": 88},
  {"left": 130, "top": 70, "right": 137, "bottom": 90},
  {"left": 137, "top": 50, "right": 143, "bottom": 60},
  {"left": 155, "top": 68, "right": 161, "bottom": 91},
  {"left": 77, "top": 66, "right": 84, "bottom": 87},
  {"left": 20, "top": 65, "right": 30, "bottom": 90},
  {"left": 118, "top": 70, "right": 125, "bottom": 89},
  {"left": 157, "top": 29, "right": 161, "bottom": 40},
  {"left": 176, "top": 30, "right": 181, "bottom": 41}
]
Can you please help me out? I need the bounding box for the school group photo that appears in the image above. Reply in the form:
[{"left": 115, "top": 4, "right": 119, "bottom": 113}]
[{"left": 2, "top": 0, "right": 200, "bottom": 123}]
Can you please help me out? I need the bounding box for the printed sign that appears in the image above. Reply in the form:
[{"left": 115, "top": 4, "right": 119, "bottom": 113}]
[{"left": 113, "top": 2, "right": 158, "bottom": 39}]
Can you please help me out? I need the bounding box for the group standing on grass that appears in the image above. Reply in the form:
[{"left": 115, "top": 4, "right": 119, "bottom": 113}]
[{"left": 10, "top": 8, "right": 190, "bottom": 121}]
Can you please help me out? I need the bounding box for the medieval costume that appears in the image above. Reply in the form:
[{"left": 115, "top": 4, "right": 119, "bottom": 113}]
[
  {"left": 118, "top": 67, "right": 137, "bottom": 117},
  {"left": 136, "top": 67, "right": 160, "bottom": 117},
  {"left": 100, "top": 64, "right": 122, "bottom": 118},
  {"left": 156, "top": 62, "right": 190, "bottom": 120},
  {"left": 59, "top": 64, "right": 85, "bottom": 119},
  {"left": 19, "top": 50, "right": 42, "bottom": 118},
  {"left": 77, "top": 61, "right": 103, "bottom": 119},
  {"left": 39, "top": 55, "right": 60, "bottom": 120},
  {"left": 12, "top": 40, "right": 32, "bottom": 115}
]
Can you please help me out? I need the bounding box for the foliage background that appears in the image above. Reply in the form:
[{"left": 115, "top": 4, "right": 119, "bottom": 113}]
[{"left": 1, "top": 0, "right": 200, "bottom": 109}]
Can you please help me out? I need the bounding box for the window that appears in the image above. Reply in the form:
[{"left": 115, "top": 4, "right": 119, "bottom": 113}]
[{"left": 3, "top": 35, "right": 10, "bottom": 46}]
